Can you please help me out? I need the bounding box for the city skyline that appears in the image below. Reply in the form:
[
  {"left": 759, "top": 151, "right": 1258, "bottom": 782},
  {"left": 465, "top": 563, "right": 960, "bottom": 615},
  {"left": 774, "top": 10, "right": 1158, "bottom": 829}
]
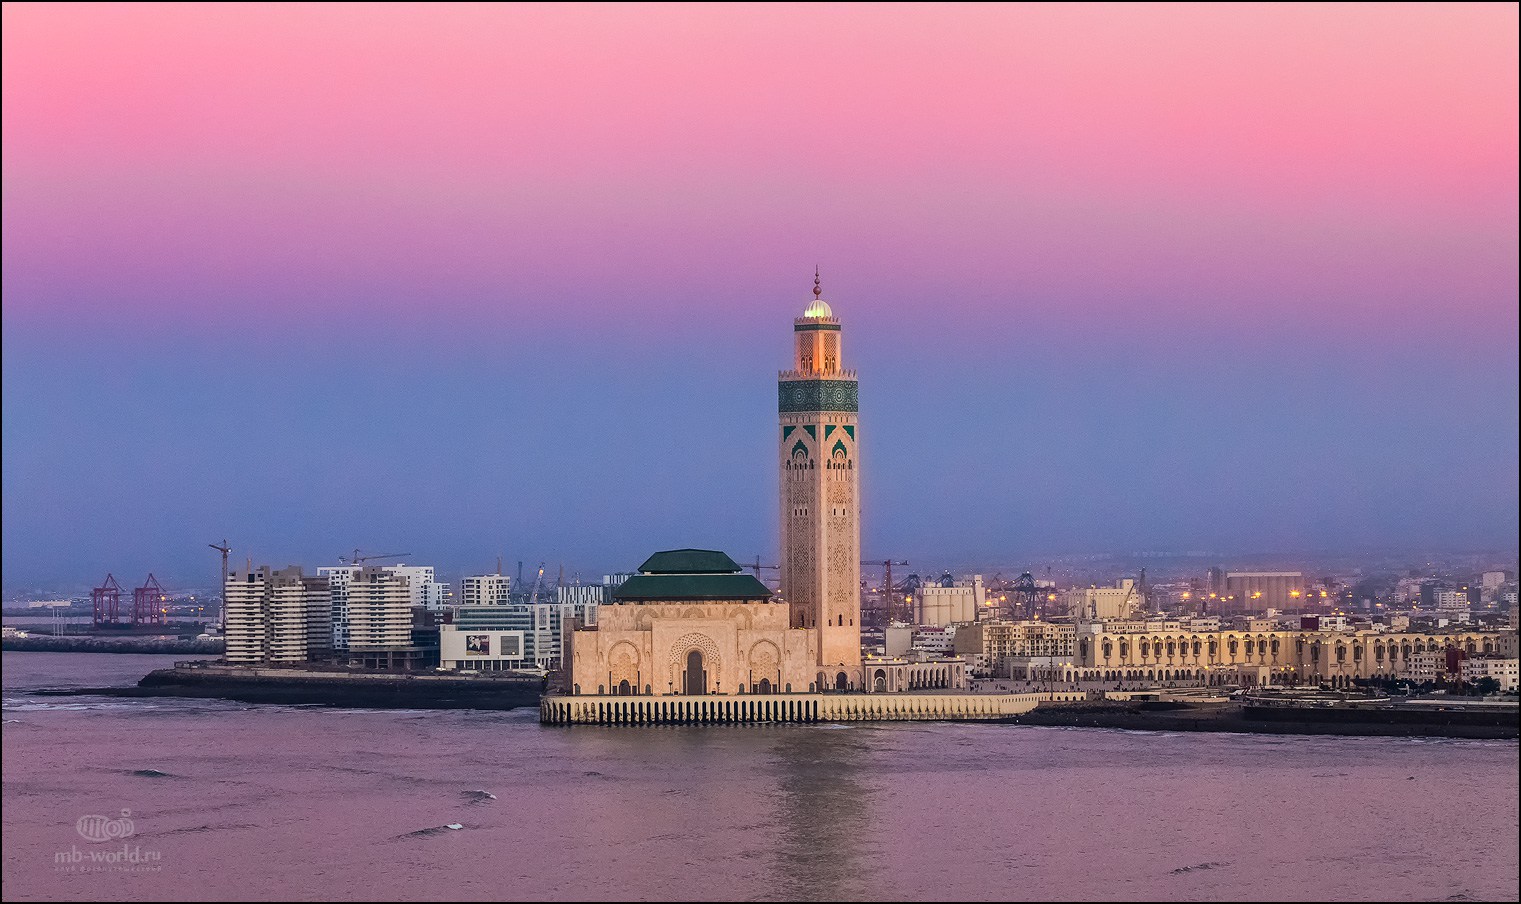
[{"left": 3, "top": 4, "right": 1517, "bottom": 589}]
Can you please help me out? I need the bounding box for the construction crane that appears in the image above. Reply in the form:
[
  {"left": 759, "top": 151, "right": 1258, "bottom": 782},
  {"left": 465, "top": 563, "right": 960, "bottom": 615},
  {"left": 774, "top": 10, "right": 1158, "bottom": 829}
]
[
  {"left": 527, "top": 563, "right": 546, "bottom": 605},
  {"left": 209, "top": 540, "right": 231, "bottom": 631},
  {"left": 339, "top": 549, "right": 411, "bottom": 565},
  {"left": 744, "top": 556, "right": 781, "bottom": 578}
]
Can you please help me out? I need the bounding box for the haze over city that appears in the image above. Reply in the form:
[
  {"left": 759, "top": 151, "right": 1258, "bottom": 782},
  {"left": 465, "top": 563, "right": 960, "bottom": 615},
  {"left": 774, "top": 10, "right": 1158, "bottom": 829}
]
[{"left": 3, "top": 3, "right": 1517, "bottom": 591}]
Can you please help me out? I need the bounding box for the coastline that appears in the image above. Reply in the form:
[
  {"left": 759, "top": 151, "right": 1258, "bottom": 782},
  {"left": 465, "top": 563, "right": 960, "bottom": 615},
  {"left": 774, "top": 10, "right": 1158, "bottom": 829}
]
[
  {"left": 35, "top": 663, "right": 544, "bottom": 711},
  {"left": 2, "top": 635, "right": 222, "bottom": 655},
  {"left": 1006, "top": 700, "right": 1520, "bottom": 740}
]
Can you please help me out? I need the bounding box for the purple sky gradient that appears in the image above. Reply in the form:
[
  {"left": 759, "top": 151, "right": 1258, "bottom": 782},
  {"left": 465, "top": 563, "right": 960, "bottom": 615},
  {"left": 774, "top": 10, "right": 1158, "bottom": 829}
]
[{"left": 3, "top": 4, "right": 1516, "bottom": 589}]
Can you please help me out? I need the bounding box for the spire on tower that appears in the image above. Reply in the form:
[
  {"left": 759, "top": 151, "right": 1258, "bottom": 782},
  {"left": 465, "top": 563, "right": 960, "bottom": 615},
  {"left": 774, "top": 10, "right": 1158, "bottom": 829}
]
[{"left": 814, "top": 266, "right": 821, "bottom": 299}]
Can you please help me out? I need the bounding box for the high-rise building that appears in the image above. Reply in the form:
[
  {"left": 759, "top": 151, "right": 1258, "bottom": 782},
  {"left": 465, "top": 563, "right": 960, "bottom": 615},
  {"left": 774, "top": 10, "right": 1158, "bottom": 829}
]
[
  {"left": 383, "top": 564, "right": 448, "bottom": 610},
  {"left": 779, "top": 272, "right": 861, "bottom": 685},
  {"left": 342, "top": 566, "right": 413, "bottom": 651},
  {"left": 318, "top": 564, "right": 362, "bottom": 651},
  {"left": 224, "top": 565, "right": 330, "bottom": 664},
  {"left": 459, "top": 574, "right": 513, "bottom": 607}
]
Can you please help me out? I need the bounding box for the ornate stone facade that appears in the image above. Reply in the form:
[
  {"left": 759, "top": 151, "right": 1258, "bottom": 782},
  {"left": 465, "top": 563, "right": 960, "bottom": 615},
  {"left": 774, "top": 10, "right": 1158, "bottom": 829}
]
[
  {"left": 563, "top": 550, "right": 822, "bottom": 696},
  {"left": 779, "top": 279, "right": 862, "bottom": 688},
  {"left": 566, "top": 598, "right": 820, "bottom": 696}
]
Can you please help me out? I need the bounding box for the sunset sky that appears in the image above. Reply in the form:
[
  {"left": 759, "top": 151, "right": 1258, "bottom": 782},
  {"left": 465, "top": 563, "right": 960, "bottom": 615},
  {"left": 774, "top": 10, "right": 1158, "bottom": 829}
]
[{"left": 3, "top": 3, "right": 1516, "bottom": 588}]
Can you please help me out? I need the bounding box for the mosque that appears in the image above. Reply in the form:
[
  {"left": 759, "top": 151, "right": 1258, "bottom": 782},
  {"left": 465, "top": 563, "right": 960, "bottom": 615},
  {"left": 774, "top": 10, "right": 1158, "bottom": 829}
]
[{"left": 550, "top": 276, "right": 992, "bottom": 724}]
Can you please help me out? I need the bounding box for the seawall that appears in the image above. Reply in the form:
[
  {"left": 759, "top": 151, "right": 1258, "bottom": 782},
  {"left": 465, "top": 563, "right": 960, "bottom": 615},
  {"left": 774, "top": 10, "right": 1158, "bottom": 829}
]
[{"left": 540, "top": 691, "right": 1088, "bottom": 725}]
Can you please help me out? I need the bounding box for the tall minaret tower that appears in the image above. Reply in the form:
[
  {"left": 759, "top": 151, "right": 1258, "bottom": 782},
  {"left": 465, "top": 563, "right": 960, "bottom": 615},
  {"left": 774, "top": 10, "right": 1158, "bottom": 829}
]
[{"left": 779, "top": 270, "right": 861, "bottom": 689}]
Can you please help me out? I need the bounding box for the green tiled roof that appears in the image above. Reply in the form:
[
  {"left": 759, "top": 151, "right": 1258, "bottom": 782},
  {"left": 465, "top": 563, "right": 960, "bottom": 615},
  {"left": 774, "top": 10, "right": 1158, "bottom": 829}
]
[
  {"left": 612, "top": 572, "right": 773, "bottom": 601},
  {"left": 637, "top": 549, "right": 743, "bottom": 574}
]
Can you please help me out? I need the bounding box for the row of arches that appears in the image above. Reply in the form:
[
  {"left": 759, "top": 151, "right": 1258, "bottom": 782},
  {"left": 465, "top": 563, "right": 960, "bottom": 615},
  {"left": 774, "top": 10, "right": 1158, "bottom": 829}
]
[
  {"left": 1082, "top": 631, "right": 1503, "bottom": 677},
  {"left": 544, "top": 697, "right": 821, "bottom": 725}
]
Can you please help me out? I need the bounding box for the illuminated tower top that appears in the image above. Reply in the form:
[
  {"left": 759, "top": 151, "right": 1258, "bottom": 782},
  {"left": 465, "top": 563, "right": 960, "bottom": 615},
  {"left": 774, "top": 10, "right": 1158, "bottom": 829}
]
[{"left": 789, "top": 268, "right": 851, "bottom": 379}]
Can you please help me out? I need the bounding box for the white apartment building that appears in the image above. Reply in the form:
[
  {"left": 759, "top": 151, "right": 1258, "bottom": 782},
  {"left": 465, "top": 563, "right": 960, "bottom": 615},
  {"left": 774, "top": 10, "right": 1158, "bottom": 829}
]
[
  {"left": 224, "top": 566, "right": 330, "bottom": 664},
  {"left": 318, "top": 565, "right": 361, "bottom": 651},
  {"left": 459, "top": 574, "right": 513, "bottom": 607},
  {"left": 1460, "top": 658, "right": 1519, "bottom": 693},
  {"left": 383, "top": 564, "right": 448, "bottom": 610},
  {"left": 1434, "top": 589, "right": 1470, "bottom": 611},
  {"left": 343, "top": 566, "right": 413, "bottom": 651},
  {"left": 911, "top": 625, "right": 956, "bottom": 656}
]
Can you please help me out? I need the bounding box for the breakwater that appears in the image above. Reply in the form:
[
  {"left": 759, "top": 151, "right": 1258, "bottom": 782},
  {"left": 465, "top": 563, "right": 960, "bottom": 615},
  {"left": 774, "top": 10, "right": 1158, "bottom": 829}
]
[
  {"left": 39, "top": 662, "right": 544, "bottom": 710},
  {"left": 2, "top": 635, "right": 222, "bottom": 655}
]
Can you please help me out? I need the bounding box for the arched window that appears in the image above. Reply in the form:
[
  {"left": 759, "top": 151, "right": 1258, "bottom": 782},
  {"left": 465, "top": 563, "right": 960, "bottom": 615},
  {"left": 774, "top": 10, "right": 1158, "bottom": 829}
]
[
  {"left": 1141, "top": 641, "right": 1150, "bottom": 658},
  {"left": 1192, "top": 640, "right": 1202, "bottom": 657}
]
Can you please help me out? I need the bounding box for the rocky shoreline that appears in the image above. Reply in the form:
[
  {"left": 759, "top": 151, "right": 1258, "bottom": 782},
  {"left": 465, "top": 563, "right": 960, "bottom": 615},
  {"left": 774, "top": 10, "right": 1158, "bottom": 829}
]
[{"left": 3, "top": 636, "right": 223, "bottom": 655}]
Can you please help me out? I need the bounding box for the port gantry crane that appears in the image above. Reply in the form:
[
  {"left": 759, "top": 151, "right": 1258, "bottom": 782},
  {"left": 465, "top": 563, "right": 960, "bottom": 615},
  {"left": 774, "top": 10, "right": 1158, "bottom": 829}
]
[{"left": 862, "top": 560, "right": 909, "bottom": 627}]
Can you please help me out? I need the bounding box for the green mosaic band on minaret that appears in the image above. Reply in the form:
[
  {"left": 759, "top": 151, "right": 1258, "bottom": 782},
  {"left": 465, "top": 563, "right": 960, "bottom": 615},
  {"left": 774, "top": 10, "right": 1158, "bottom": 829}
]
[{"left": 778, "top": 379, "right": 859, "bottom": 413}]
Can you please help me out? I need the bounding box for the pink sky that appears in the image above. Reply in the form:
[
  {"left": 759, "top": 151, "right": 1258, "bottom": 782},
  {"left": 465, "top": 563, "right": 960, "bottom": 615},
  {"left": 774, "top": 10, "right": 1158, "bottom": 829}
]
[{"left": 3, "top": 3, "right": 1517, "bottom": 339}]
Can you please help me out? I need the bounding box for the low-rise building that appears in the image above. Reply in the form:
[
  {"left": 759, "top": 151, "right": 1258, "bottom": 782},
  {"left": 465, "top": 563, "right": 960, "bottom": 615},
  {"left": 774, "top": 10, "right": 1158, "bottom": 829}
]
[
  {"left": 1460, "top": 657, "right": 1519, "bottom": 692},
  {"left": 1066, "top": 580, "right": 1140, "bottom": 622}
]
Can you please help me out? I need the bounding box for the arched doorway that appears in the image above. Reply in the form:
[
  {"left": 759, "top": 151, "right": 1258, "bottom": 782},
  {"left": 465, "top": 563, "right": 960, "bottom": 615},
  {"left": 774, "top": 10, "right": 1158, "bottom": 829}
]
[
  {"left": 684, "top": 649, "right": 706, "bottom": 695},
  {"left": 756, "top": 677, "right": 772, "bottom": 694},
  {"left": 835, "top": 671, "right": 848, "bottom": 692},
  {"left": 617, "top": 679, "right": 631, "bottom": 696},
  {"left": 874, "top": 669, "right": 887, "bottom": 693}
]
